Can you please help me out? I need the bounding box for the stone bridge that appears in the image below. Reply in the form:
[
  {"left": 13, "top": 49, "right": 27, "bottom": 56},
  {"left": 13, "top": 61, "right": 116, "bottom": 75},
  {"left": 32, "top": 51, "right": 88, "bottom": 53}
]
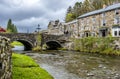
[
  {"left": 0, "top": 33, "right": 37, "bottom": 50},
  {"left": 0, "top": 33, "right": 70, "bottom": 50},
  {"left": 41, "top": 33, "right": 70, "bottom": 49}
]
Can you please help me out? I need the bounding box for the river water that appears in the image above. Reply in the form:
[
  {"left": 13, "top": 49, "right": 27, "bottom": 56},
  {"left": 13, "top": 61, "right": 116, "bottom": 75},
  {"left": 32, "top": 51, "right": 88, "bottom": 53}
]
[
  {"left": 13, "top": 46, "right": 120, "bottom": 79},
  {"left": 23, "top": 50, "right": 120, "bottom": 79},
  {"left": 12, "top": 46, "right": 24, "bottom": 51}
]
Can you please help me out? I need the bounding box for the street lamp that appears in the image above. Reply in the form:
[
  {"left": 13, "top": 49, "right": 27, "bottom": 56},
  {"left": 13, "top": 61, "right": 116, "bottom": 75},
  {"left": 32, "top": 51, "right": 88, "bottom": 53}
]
[{"left": 36, "top": 24, "right": 41, "bottom": 33}]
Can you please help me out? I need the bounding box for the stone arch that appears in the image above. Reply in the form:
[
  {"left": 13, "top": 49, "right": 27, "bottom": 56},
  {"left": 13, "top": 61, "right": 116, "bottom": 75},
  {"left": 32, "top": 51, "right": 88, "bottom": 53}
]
[
  {"left": 45, "top": 40, "right": 62, "bottom": 50},
  {"left": 11, "top": 39, "right": 33, "bottom": 51}
]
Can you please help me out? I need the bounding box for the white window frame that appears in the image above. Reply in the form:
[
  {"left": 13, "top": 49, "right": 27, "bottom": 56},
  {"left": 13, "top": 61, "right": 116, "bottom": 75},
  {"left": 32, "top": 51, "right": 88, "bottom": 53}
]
[{"left": 112, "top": 27, "right": 120, "bottom": 37}]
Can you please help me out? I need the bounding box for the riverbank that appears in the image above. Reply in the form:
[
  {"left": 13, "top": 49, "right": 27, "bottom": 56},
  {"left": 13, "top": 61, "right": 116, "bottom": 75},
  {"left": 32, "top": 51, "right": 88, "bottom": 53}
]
[
  {"left": 11, "top": 41, "right": 23, "bottom": 46},
  {"left": 73, "top": 37, "right": 120, "bottom": 56},
  {"left": 12, "top": 53, "right": 53, "bottom": 79}
]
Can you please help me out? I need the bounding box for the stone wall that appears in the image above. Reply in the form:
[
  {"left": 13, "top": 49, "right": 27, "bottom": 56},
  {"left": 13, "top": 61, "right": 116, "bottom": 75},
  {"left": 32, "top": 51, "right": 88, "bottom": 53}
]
[
  {"left": 0, "top": 36, "right": 12, "bottom": 79},
  {"left": 78, "top": 4, "right": 120, "bottom": 38}
]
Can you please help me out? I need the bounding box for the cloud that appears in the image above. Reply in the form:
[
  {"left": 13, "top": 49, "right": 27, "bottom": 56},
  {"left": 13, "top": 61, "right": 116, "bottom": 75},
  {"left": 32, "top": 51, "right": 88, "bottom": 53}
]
[{"left": 0, "top": 0, "right": 83, "bottom": 33}]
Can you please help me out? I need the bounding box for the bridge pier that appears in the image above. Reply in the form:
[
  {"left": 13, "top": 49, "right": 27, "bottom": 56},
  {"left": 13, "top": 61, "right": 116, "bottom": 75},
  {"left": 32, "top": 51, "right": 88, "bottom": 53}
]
[{"left": 41, "top": 33, "right": 70, "bottom": 50}]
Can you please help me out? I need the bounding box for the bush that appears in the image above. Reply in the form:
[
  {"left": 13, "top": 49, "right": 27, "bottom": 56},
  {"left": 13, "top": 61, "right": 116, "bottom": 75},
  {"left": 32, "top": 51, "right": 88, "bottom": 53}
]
[
  {"left": 32, "top": 46, "right": 41, "bottom": 51},
  {"left": 73, "top": 37, "right": 120, "bottom": 55}
]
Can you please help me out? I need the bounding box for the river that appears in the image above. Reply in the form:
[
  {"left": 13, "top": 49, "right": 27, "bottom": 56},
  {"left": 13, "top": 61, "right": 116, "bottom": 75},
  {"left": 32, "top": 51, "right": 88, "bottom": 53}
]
[
  {"left": 24, "top": 50, "right": 120, "bottom": 79},
  {"left": 13, "top": 46, "right": 120, "bottom": 79}
]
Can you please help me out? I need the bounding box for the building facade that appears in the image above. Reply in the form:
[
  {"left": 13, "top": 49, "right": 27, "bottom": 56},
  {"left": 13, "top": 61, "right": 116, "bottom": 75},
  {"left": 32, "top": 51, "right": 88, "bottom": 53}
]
[
  {"left": 47, "top": 20, "right": 64, "bottom": 35},
  {"left": 0, "top": 27, "right": 6, "bottom": 33},
  {"left": 78, "top": 3, "right": 120, "bottom": 38},
  {"left": 47, "top": 3, "right": 120, "bottom": 38},
  {"left": 64, "top": 20, "right": 78, "bottom": 38}
]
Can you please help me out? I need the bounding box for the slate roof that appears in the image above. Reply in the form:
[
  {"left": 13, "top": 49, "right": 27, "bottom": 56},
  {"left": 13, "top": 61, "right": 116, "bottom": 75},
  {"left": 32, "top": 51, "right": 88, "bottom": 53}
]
[
  {"left": 78, "top": 3, "right": 120, "bottom": 19},
  {"left": 65, "top": 20, "right": 78, "bottom": 25}
]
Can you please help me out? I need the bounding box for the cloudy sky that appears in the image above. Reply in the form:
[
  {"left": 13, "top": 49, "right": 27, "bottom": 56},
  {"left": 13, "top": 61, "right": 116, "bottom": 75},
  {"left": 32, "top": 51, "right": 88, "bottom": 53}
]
[{"left": 0, "top": 0, "right": 83, "bottom": 33}]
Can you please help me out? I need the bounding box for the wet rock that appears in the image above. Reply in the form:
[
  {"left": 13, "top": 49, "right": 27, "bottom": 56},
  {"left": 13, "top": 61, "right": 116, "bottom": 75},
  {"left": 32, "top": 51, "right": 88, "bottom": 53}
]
[
  {"left": 82, "top": 63, "right": 85, "bottom": 65},
  {"left": 114, "top": 75, "right": 120, "bottom": 79},
  {"left": 103, "top": 66, "right": 107, "bottom": 69},
  {"left": 107, "top": 76, "right": 111, "bottom": 79},
  {"left": 87, "top": 73, "right": 94, "bottom": 76},
  {"left": 98, "top": 64, "right": 104, "bottom": 68},
  {"left": 92, "top": 68, "right": 96, "bottom": 70}
]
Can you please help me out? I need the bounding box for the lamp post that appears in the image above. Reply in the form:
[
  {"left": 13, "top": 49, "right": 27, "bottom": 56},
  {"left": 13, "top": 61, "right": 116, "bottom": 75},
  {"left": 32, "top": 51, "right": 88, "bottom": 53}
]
[{"left": 36, "top": 24, "right": 41, "bottom": 33}]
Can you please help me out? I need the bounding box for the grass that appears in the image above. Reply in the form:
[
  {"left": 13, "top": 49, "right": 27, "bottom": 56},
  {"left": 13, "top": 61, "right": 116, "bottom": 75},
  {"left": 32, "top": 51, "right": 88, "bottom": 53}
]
[
  {"left": 12, "top": 53, "right": 54, "bottom": 79},
  {"left": 11, "top": 41, "right": 24, "bottom": 46}
]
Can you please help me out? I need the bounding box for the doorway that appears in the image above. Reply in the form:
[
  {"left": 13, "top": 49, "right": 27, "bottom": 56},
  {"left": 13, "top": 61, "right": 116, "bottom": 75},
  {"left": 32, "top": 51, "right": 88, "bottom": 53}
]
[{"left": 99, "top": 28, "right": 108, "bottom": 37}]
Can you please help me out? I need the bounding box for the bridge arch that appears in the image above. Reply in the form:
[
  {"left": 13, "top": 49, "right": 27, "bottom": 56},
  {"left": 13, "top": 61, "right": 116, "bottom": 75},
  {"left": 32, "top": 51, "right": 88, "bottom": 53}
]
[
  {"left": 45, "top": 40, "right": 62, "bottom": 50},
  {"left": 11, "top": 39, "right": 33, "bottom": 51}
]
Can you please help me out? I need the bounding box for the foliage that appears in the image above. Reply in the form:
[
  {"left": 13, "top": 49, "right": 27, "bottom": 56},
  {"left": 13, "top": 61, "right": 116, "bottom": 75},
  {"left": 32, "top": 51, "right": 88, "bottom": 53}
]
[
  {"left": 11, "top": 41, "right": 23, "bottom": 46},
  {"left": 65, "top": 13, "right": 76, "bottom": 22},
  {"left": 73, "top": 37, "right": 120, "bottom": 55},
  {"left": 12, "top": 53, "right": 53, "bottom": 79},
  {"left": 7, "top": 19, "right": 18, "bottom": 33},
  {"left": 32, "top": 46, "right": 41, "bottom": 51},
  {"left": 65, "top": 0, "right": 120, "bottom": 22}
]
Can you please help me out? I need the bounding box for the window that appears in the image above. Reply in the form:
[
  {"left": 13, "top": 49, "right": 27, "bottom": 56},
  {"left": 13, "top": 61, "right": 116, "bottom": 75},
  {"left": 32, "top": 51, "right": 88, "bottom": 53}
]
[
  {"left": 86, "top": 32, "right": 89, "bottom": 37},
  {"left": 119, "top": 31, "right": 120, "bottom": 36},
  {"left": 115, "top": 9, "right": 119, "bottom": 15},
  {"left": 92, "top": 32, "right": 95, "bottom": 36},
  {"left": 86, "top": 19, "right": 89, "bottom": 25},
  {"left": 92, "top": 17, "right": 96, "bottom": 22},
  {"left": 101, "top": 13, "right": 106, "bottom": 26},
  {"left": 101, "top": 19, "right": 106, "bottom": 26},
  {"left": 0, "top": 62, "right": 2, "bottom": 69},
  {"left": 114, "top": 31, "right": 117, "bottom": 36},
  {"left": 114, "top": 17, "right": 119, "bottom": 24},
  {"left": 112, "top": 27, "right": 120, "bottom": 37},
  {"left": 102, "top": 13, "right": 105, "bottom": 17}
]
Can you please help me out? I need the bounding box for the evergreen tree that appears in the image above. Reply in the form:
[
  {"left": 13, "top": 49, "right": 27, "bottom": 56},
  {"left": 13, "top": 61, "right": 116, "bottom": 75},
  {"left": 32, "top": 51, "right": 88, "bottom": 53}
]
[
  {"left": 7, "top": 19, "right": 18, "bottom": 33},
  {"left": 67, "top": 6, "right": 73, "bottom": 13},
  {"left": 73, "top": 2, "right": 83, "bottom": 17}
]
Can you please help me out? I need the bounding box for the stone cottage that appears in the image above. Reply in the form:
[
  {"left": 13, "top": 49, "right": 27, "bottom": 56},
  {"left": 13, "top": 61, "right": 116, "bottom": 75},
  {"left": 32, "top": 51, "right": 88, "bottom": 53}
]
[
  {"left": 47, "top": 20, "right": 65, "bottom": 35},
  {"left": 78, "top": 3, "right": 120, "bottom": 38}
]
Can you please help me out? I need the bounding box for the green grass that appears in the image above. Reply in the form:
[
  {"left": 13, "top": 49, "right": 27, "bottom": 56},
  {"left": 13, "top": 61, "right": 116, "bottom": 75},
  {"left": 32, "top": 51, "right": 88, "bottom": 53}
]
[
  {"left": 11, "top": 41, "right": 24, "bottom": 46},
  {"left": 12, "top": 53, "right": 54, "bottom": 79}
]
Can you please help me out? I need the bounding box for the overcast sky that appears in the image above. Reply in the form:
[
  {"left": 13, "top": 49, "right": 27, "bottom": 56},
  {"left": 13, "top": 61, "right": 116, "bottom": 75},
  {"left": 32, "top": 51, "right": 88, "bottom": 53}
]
[{"left": 0, "top": 0, "right": 83, "bottom": 33}]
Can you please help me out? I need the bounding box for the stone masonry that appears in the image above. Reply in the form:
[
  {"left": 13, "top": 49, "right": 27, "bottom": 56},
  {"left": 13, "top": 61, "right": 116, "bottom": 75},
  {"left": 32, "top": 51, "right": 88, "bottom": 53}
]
[
  {"left": 78, "top": 3, "right": 120, "bottom": 38},
  {"left": 0, "top": 36, "right": 12, "bottom": 79}
]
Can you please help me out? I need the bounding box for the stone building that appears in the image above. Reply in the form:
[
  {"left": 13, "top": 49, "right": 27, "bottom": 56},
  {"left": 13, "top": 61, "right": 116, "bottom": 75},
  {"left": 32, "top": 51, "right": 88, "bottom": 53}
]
[
  {"left": 0, "top": 27, "right": 6, "bottom": 33},
  {"left": 0, "top": 36, "right": 12, "bottom": 79},
  {"left": 47, "top": 20, "right": 65, "bottom": 35},
  {"left": 78, "top": 3, "right": 120, "bottom": 38},
  {"left": 64, "top": 20, "right": 78, "bottom": 38},
  {"left": 47, "top": 19, "right": 79, "bottom": 38}
]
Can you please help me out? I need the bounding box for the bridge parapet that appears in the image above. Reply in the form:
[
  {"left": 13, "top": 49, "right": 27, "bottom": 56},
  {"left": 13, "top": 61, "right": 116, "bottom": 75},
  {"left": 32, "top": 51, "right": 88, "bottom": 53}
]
[{"left": 0, "top": 33, "right": 37, "bottom": 50}]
